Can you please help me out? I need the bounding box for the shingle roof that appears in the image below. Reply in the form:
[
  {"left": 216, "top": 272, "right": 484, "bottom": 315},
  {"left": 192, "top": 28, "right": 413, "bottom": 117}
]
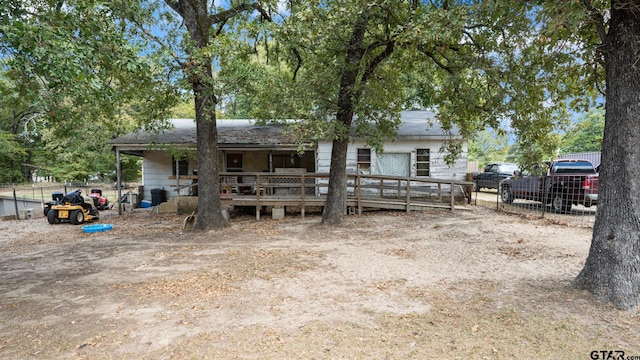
[
  {"left": 111, "top": 119, "right": 297, "bottom": 147},
  {"left": 396, "top": 110, "right": 459, "bottom": 138},
  {"left": 111, "top": 110, "right": 458, "bottom": 148}
]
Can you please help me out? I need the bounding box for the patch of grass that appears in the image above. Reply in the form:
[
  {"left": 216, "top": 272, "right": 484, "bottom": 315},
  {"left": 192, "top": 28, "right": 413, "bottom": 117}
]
[
  {"left": 220, "top": 248, "right": 326, "bottom": 281},
  {"left": 111, "top": 248, "right": 326, "bottom": 310},
  {"left": 130, "top": 280, "right": 640, "bottom": 359}
]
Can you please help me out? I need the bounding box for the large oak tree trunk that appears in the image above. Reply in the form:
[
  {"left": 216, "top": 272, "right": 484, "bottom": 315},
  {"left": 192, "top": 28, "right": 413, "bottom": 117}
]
[
  {"left": 192, "top": 71, "right": 228, "bottom": 230},
  {"left": 321, "top": 11, "right": 369, "bottom": 225},
  {"left": 322, "top": 138, "right": 349, "bottom": 224},
  {"left": 573, "top": 1, "right": 640, "bottom": 310},
  {"left": 167, "top": 0, "right": 228, "bottom": 231}
]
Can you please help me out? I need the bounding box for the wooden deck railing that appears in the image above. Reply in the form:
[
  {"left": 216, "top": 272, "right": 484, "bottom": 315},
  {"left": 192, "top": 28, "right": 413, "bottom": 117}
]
[{"left": 194, "top": 172, "right": 473, "bottom": 219}]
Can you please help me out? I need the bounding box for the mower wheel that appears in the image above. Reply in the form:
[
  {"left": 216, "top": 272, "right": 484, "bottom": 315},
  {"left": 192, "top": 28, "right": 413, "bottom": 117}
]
[
  {"left": 70, "top": 210, "right": 84, "bottom": 225},
  {"left": 47, "top": 210, "right": 60, "bottom": 224}
]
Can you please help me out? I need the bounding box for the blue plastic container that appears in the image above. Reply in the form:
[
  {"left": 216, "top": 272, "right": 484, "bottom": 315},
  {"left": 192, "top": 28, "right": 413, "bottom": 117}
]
[
  {"left": 140, "top": 200, "right": 152, "bottom": 208},
  {"left": 82, "top": 224, "right": 113, "bottom": 233}
]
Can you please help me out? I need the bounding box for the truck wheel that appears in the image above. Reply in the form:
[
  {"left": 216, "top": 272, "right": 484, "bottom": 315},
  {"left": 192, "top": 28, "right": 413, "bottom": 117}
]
[
  {"left": 70, "top": 210, "right": 84, "bottom": 225},
  {"left": 500, "top": 186, "right": 514, "bottom": 204},
  {"left": 47, "top": 210, "right": 60, "bottom": 224},
  {"left": 472, "top": 181, "right": 479, "bottom": 192},
  {"left": 551, "top": 192, "right": 572, "bottom": 213}
]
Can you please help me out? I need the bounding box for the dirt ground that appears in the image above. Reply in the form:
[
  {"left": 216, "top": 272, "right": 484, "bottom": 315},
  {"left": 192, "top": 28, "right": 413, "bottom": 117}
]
[{"left": 1, "top": 206, "right": 639, "bottom": 359}]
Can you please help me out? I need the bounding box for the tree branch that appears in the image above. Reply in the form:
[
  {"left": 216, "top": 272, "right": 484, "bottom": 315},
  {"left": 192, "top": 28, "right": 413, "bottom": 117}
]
[
  {"left": 291, "top": 47, "right": 302, "bottom": 81},
  {"left": 360, "top": 41, "right": 395, "bottom": 86},
  {"left": 209, "top": 3, "right": 253, "bottom": 25},
  {"left": 364, "top": 39, "right": 391, "bottom": 55},
  {"left": 581, "top": 0, "right": 607, "bottom": 44},
  {"left": 164, "top": 0, "right": 180, "bottom": 13},
  {"left": 418, "top": 44, "right": 454, "bottom": 74},
  {"left": 252, "top": 3, "right": 273, "bottom": 22},
  {"left": 129, "top": 16, "right": 186, "bottom": 68},
  {"left": 215, "top": 18, "right": 228, "bottom": 36}
]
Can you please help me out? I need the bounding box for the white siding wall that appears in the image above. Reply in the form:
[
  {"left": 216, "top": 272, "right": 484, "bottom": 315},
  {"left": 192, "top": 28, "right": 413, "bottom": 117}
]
[
  {"left": 317, "top": 139, "right": 467, "bottom": 179},
  {"left": 141, "top": 150, "right": 197, "bottom": 201},
  {"left": 316, "top": 142, "right": 332, "bottom": 193},
  {"left": 421, "top": 142, "right": 469, "bottom": 180},
  {"left": 316, "top": 143, "right": 332, "bottom": 174},
  {"left": 315, "top": 139, "right": 468, "bottom": 194}
]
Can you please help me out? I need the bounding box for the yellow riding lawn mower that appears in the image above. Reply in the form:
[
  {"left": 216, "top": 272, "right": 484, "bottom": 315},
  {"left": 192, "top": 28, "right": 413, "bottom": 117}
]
[{"left": 44, "top": 189, "right": 100, "bottom": 225}]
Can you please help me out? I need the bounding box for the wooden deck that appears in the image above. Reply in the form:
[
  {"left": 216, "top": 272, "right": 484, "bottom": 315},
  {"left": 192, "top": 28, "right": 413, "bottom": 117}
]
[{"left": 171, "top": 172, "right": 473, "bottom": 220}]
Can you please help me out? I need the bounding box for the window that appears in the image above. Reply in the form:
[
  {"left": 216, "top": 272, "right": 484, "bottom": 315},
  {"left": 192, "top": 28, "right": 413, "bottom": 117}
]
[
  {"left": 172, "top": 156, "right": 189, "bottom": 176},
  {"left": 226, "top": 153, "right": 243, "bottom": 172},
  {"left": 416, "top": 148, "right": 430, "bottom": 176},
  {"left": 498, "top": 164, "right": 519, "bottom": 174},
  {"left": 377, "top": 153, "right": 411, "bottom": 177},
  {"left": 552, "top": 161, "right": 597, "bottom": 174},
  {"left": 272, "top": 153, "right": 300, "bottom": 169},
  {"left": 357, "top": 148, "right": 371, "bottom": 174}
]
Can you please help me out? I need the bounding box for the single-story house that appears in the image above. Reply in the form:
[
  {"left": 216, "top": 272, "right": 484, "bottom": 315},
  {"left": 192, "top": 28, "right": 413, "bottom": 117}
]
[{"left": 110, "top": 110, "right": 468, "bottom": 202}]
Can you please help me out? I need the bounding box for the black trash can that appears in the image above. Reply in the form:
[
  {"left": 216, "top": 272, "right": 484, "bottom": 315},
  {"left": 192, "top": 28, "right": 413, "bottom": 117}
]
[
  {"left": 52, "top": 191, "right": 64, "bottom": 202},
  {"left": 151, "top": 188, "right": 166, "bottom": 206}
]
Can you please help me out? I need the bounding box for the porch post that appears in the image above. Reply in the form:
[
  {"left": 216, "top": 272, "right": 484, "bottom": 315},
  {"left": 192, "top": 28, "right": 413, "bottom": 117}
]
[
  {"left": 221, "top": 150, "right": 226, "bottom": 171},
  {"left": 116, "top": 149, "right": 122, "bottom": 215},
  {"left": 406, "top": 177, "right": 411, "bottom": 213},
  {"left": 175, "top": 159, "right": 179, "bottom": 196},
  {"left": 357, "top": 175, "right": 362, "bottom": 216},
  {"left": 450, "top": 181, "right": 455, "bottom": 211}
]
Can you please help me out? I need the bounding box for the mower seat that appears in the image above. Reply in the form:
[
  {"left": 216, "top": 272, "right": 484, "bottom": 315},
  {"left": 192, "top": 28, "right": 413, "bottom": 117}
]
[
  {"left": 63, "top": 190, "right": 83, "bottom": 204},
  {"left": 82, "top": 196, "right": 96, "bottom": 211}
]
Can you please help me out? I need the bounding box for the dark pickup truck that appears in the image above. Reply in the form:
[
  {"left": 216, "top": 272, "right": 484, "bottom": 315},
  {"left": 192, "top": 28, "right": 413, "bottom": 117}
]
[
  {"left": 472, "top": 162, "right": 519, "bottom": 191},
  {"left": 499, "top": 159, "right": 598, "bottom": 213}
]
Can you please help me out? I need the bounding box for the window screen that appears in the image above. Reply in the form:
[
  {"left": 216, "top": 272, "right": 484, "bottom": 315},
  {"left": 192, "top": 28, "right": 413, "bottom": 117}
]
[
  {"left": 172, "top": 156, "right": 189, "bottom": 176},
  {"left": 416, "top": 148, "right": 430, "bottom": 176},
  {"left": 357, "top": 148, "right": 371, "bottom": 174}
]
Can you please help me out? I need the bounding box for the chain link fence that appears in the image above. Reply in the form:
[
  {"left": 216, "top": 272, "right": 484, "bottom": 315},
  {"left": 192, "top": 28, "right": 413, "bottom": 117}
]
[
  {"left": 0, "top": 182, "right": 138, "bottom": 219},
  {"left": 470, "top": 188, "right": 596, "bottom": 228},
  {"left": 0, "top": 182, "right": 134, "bottom": 200}
]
